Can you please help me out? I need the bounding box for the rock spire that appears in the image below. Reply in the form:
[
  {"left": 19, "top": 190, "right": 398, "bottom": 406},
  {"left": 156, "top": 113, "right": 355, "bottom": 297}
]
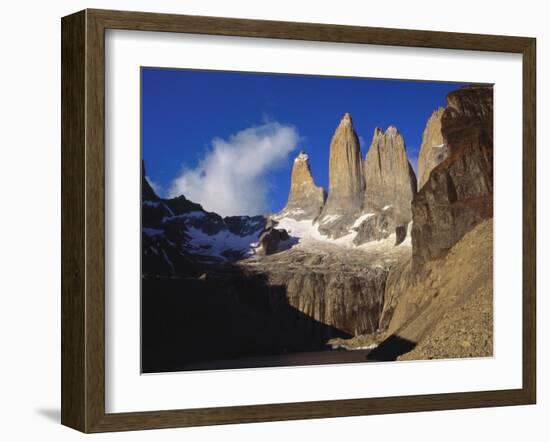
[
  {"left": 279, "top": 150, "right": 326, "bottom": 220},
  {"left": 320, "top": 113, "right": 364, "bottom": 218},
  {"left": 363, "top": 126, "right": 417, "bottom": 224}
]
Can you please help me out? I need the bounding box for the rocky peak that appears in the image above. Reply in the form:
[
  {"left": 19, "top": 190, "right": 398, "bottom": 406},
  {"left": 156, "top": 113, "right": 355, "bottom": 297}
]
[
  {"left": 278, "top": 150, "right": 326, "bottom": 220},
  {"left": 340, "top": 112, "right": 353, "bottom": 126},
  {"left": 363, "top": 125, "right": 417, "bottom": 224},
  {"left": 411, "top": 85, "right": 493, "bottom": 270},
  {"left": 385, "top": 125, "right": 399, "bottom": 136},
  {"left": 320, "top": 113, "right": 364, "bottom": 218},
  {"left": 417, "top": 107, "right": 447, "bottom": 190},
  {"left": 142, "top": 160, "right": 160, "bottom": 201}
]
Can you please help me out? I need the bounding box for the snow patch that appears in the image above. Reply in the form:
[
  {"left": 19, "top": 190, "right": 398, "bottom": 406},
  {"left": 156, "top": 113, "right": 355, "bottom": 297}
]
[
  {"left": 320, "top": 214, "right": 341, "bottom": 224},
  {"left": 351, "top": 212, "right": 375, "bottom": 229},
  {"left": 275, "top": 216, "right": 412, "bottom": 252},
  {"left": 185, "top": 226, "right": 262, "bottom": 260}
]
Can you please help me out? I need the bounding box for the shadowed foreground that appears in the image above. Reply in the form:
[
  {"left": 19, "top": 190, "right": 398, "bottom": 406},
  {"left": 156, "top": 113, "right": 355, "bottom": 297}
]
[{"left": 141, "top": 267, "right": 354, "bottom": 373}]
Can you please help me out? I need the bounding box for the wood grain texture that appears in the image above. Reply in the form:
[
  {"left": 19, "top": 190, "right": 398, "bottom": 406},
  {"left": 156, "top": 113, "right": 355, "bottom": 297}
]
[
  {"left": 522, "top": 38, "right": 537, "bottom": 403},
  {"left": 61, "top": 10, "right": 86, "bottom": 432},
  {"left": 60, "top": 8, "right": 537, "bottom": 433}
]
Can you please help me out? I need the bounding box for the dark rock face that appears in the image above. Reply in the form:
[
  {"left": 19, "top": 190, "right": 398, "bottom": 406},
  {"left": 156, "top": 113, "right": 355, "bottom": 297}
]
[
  {"left": 411, "top": 85, "right": 493, "bottom": 270},
  {"left": 395, "top": 225, "right": 408, "bottom": 246},
  {"left": 142, "top": 232, "right": 200, "bottom": 278},
  {"left": 278, "top": 151, "right": 326, "bottom": 220},
  {"left": 142, "top": 160, "right": 160, "bottom": 202},
  {"left": 255, "top": 227, "right": 290, "bottom": 256}
]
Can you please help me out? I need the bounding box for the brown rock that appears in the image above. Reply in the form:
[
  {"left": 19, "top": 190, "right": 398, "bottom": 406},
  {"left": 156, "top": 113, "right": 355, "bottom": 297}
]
[
  {"left": 378, "top": 219, "right": 493, "bottom": 361},
  {"left": 411, "top": 85, "right": 493, "bottom": 270},
  {"left": 363, "top": 126, "right": 417, "bottom": 223},
  {"left": 320, "top": 113, "right": 364, "bottom": 217},
  {"left": 417, "top": 107, "right": 448, "bottom": 190},
  {"left": 240, "top": 239, "right": 410, "bottom": 337},
  {"left": 279, "top": 151, "right": 326, "bottom": 220}
]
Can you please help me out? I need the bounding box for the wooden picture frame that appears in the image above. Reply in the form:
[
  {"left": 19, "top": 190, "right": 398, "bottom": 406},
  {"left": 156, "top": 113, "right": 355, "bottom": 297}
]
[{"left": 61, "top": 8, "right": 536, "bottom": 433}]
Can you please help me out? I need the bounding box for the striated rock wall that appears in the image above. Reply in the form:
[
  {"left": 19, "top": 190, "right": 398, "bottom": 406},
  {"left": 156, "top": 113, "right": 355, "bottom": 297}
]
[
  {"left": 241, "top": 245, "right": 404, "bottom": 336},
  {"left": 411, "top": 85, "right": 493, "bottom": 270},
  {"left": 417, "top": 107, "right": 448, "bottom": 190},
  {"left": 279, "top": 151, "right": 326, "bottom": 220},
  {"left": 363, "top": 126, "right": 417, "bottom": 224}
]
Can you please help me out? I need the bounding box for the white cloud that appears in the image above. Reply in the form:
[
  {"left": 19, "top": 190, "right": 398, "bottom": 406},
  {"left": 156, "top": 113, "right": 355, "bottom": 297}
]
[{"left": 168, "top": 122, "right": 299, "bottom": 216}]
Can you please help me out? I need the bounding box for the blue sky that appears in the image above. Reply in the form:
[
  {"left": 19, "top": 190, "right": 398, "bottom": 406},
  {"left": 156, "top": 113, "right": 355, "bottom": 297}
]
[{"left": 142, "top": 68, "right": 465, "bottom": 216}]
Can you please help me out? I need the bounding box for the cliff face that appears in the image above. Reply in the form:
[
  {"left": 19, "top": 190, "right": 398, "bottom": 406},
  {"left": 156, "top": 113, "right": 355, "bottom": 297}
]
[
  {"left": 320, "top": 113, "right": 364, "bottom": 217},
  {"left": 411, "top": 86, "right": 493, "bottom": 270},
  {"left": 363, "top": 126, "right": 417, "bottom": 224},
  {"left": 279, "top": 151, "right": 326, "bottom": 220},
  {"left": 417, "top": 108, "right": 448, "bottom": 190},
  {"left": 240, "top": 239, "right": 410, "bottom": 337}
]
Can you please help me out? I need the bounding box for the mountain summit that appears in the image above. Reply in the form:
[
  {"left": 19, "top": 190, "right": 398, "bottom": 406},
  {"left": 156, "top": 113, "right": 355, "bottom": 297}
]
[
  {"left": 320, "top": 113, "right": 364, "bottom": 217},
  {"left": 363, "top": 125, "right": 417, "bottom": 224}
]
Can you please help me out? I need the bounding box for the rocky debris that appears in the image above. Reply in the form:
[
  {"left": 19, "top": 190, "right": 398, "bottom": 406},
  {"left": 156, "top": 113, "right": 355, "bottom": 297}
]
[
  {"left": 378, "top": 218, "right": 493, "bottom": 361},
  {"left": 417, "top": 107, "right": 448, "bottom": 190},
  {"left": 363, "top": 126, "right": 417, "bottom": 224},
  {"left": 411, "top": 85, "right": 493, "bottom": 270},
  {"left": 278, "top": 151, "right": 326, "bottom": 220},
  {"left": 254, "top": 227, "right": 290, "bottom": 256},
  {"left": 320, "top": 113, "right": 364, "bottom": 218}
]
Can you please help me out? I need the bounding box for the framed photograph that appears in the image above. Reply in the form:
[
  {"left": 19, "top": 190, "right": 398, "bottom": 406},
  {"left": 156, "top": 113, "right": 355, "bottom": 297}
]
[{"left": 61, "top": 9, "right": 536, "bottom": 433}]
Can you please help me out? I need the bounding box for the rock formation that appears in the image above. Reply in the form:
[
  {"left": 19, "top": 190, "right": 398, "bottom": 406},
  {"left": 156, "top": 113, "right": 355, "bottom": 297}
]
[
  {"left": 254, "top": 226, "right": 290, "bottom": 256},
  {"left": 320, "top": 113, "right": 364, "bottom": 217},
  {"left": 141, "top": 162, "right": 269, "bottom": 270},
  {"left": 352, "top": 206, "right": 399, "bottom": 245},
  {"left": 142, "top": 85, "right": 495, "bottom": 368},
  {"left": 417, "top": 107, "right": 448, "bottom": 190},
  {"left": 240, "top": 240, "right": 408, "bottom": 337},
  {"left": 278, "top": 151, "right": 326, "bottom": 220},
  {"left": 411, "top": 85, "right": 493, "bottom": 270},
  {"left": 363, "top": 126, "right": 417, "bottom": 224}
]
